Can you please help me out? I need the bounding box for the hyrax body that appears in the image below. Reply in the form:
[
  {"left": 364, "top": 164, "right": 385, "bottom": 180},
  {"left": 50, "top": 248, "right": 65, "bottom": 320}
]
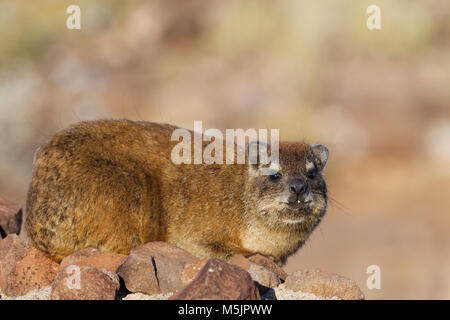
[{"left": 25, "top": 119, "right": 329, "bottom": 263}]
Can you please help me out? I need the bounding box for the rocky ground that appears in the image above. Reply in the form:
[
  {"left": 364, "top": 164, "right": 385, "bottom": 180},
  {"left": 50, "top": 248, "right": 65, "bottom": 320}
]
[{"left": 0, "top": 197, "right": 364, "bottom": 300}]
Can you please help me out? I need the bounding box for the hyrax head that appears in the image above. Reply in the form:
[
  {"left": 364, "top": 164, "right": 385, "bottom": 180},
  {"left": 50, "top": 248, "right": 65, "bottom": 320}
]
[{"left": 245, "top": 141, "right": 329, "bottom": 228}]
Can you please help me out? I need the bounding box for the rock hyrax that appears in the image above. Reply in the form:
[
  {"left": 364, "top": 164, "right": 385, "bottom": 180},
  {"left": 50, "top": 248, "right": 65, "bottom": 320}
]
[{"left": 25, "top": 119, "right": 329, "bottom": 263}]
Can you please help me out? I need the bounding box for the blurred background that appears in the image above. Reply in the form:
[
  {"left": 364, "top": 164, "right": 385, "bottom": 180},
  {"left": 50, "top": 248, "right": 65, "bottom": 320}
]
[{"left": 0, "top": 0, "right": 449, "bottom": 299}]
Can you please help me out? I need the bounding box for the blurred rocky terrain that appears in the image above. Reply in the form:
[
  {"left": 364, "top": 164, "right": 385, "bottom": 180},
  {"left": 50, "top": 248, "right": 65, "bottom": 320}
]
[{"left": 0, "top": 0, "right": 449, "bottom": 299}]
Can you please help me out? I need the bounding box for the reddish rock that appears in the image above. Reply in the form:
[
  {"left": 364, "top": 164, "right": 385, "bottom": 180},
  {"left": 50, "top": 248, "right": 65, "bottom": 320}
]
[
  {"left": 7, "top": 247, "right": 59, "bottom": 296},
  {"left": 117, "top": 248, "right": 159, "bottom": 295},
  {"left": 0, "top": 198, "right": 22, "bottom": 237},
  {"left": 228, "top": 254, "right": 280, "bottom": 293},
  {"left": 60, "top": 248, "right": 126, "bottom": 273},
  {"left": 248, "top": 254, "right": 288, "bottom": 281},
  {"left": 185, "top": 255, "right": 279, "bottom": 295},
  {"left": 79, "top": 252, "right": 127, "bottom": 273},
  {"left": 0, "top": 235, "right": 59, "bottom": 297},
  {"left": 170, "top": 258, "right": 260, "bottom": 300},
  {"left": 247, "top": 263, "right": 281, "bottom": 294},
  {"left": 229, "top": 254, "right": 251, "bottom": 271},
  {"left": 0, "top": 234, "right": 28, "bottom": 293},
  {"left": 182, "top": 258, "right": 209, "bottom": 287},
  {"left": 117, "top": 242, "right": 196, "bottom": 295},
  {"left": 284, "top": 269, "right": 365, "bottom": 300},
  {"left": 51, "top": 264, "right": 119, "bottom": 300},
  {"left": 60, "top": 248, "right": 100, "bottom": 270}
]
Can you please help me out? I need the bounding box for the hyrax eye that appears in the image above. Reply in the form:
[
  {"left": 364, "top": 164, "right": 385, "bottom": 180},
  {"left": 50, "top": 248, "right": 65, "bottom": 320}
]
[
  {"left": 269, "top": 172, "right": 282, "bottom": 182},
  {"left": 306, "top": 168, "right": 317, "bottom": 179}
]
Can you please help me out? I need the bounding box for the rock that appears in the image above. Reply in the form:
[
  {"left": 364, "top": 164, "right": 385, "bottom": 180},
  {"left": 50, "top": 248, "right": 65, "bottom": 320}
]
[
  {"left": 247, "top": 263, "right": 281, "bottom": 294},
  {"left": 0, "top": 286, "right": 52, "bottom": 300},
  {"left": 273, "top": 283, "right": 341, "bottom": 300},
  {"left": 0, "top": 198, "right": 22, "bottom": 237},
  {"left": 78, "top": 252, "right": 127, "bottom": 273},
  {"left": 229, "top": 254, "right": 251, "bottom": 271},
  {"left": 60, "top": 248, "right": 100, "bottom": 270},
  {"left": 228, "top": 254, "right": 280, "bottom": 294},
  {"left": 51, "top": 264, "right": 120, "bottom": 300},
  {"left": 122, "top": 292, "right": 174, "bottom": 300},
  {"left": 248, "top": 254, "right": 288, "bottom": 281},
  {"left": 0, "top": 234, "right": 28, "bottom": 292},
  {"left": 0, "top": 235, "right": 59, "bottom": 297},
  {"left": 170, "top": 258, "right": 260, "bottom": 300},
  {"left": 117, "top": 248, "right": 159, "bottom": 295},
  {"left": 117, "top": 242, "right": 196, "bottom": 295},
  {"left": 60, "top": 248, "right": 127, "bottom": 273},
  {"left": 284, "top": 269, "right": 364, "bottom": 300},
  {"left": 7, "top": 247, "right": 60, "bottom": 297},
  {"left": 181, "top": 258, "right": 209, "bottom": 287}
]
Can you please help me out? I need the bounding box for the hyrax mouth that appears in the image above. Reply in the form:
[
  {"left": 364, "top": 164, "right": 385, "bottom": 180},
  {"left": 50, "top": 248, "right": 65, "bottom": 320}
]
[
  {"left": 285, "top": 203, "right": 314, "bottom": 217},
  {"left": 289, "top": 196, "right": 313, "bottom": 205},
  {"left": 285, "top": 192, "right": 314, "bottom": 209}
]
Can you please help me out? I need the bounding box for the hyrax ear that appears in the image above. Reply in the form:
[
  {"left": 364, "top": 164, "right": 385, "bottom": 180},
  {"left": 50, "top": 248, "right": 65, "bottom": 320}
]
[
  {"left": 310, "top": 144, "right": 329, "bottom": 171},
  {"left": 247, "top": 140, "right": 271, "bottom": 167}
]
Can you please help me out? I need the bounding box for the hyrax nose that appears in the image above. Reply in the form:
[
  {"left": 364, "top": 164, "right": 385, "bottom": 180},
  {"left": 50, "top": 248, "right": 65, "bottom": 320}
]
[{"left": 289, "top": 178, "right": 307, "bottom": 195}]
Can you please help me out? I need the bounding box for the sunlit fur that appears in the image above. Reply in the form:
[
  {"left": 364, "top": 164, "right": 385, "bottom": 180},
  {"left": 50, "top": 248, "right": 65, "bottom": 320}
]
[{"left": 25, "top": 120, "right": 328, "bottom": 264}]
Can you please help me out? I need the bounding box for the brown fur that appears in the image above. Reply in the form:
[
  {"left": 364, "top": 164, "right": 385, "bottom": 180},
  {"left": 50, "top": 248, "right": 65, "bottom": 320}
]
[{"left": 25, "top": 119, "right": 328, "bottom": 263}]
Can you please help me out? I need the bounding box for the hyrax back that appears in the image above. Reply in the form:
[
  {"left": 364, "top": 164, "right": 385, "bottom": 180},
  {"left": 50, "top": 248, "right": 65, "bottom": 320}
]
[
  {"left": 26, "top": 120, "right": 168, "bottom": 261},
  {"left": 26, "top": 119, "right": 329, "bottom": 263}
]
